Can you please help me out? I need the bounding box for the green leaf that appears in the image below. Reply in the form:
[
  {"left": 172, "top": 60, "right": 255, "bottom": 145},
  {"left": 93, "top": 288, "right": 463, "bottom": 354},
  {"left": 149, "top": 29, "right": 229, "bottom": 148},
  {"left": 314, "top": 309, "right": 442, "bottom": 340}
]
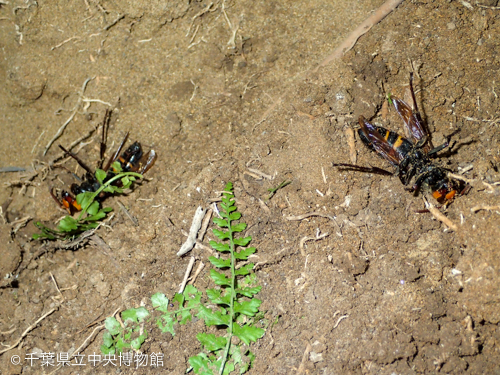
[
  {"left": 157, "top": 314, "right": 176, "bottom": 335},
  {"left": 103, "top": 185, "right": 116, "bottom": 193},
  {"left": 131, "top": 333, "right": 147, "bottom": 350},
  {"left": 151, "top": 293, "right": 169, "bottom": 312},
  {"left": 115, "top": 337, "right": 131, "bottom": 353},
  {"left": 32, "top": 222, "right": 57, "bottom": 240},
  {"left": 179, "top": 309, "right": 193, "bottom": 325},
  {"left": 172, "top": 292, "right": 185, "bottom": 306},
  {"left": 189, "top": 353, "right": 214, "bottom": 375},
  {"left": 196, "top": 305, "right": 230, "bottom": 326},
  {"left": 206, "top": 288, "right": 221, "bottom": 302},
  {"left": 221, "top": 195, "right": 233, "bottom": 205},
  {"left": 104, "top": 317, "right": 121, "bottom": 336},
  {"left": 221, "top": 202, "right": 237, "bottom": 212},
  {"left": 224, "top": 182, "right": 233, "bottom": 192},
  {"left": 184, "top": 285, "right": 203, "bottom": 308},
  {"left": 229, "top": 211, "right": 241, "bottom": 220},
  {"left": 76, "top": 192, "right": 93, "bottom": 211},
  {"left": 235, "top": 263, "right": 254, "bottom": 276},
  {"left": 111, "top": 161, "right": 123, "bottom": 172},
  {"left": 197, "top": 333, "right": 227, "bottom": 351},
  {"left": 85, "top": 210, "right": 107, "bottom": 222},
  {"left": 234, "top": 298, "right": 262, "bottom": 316},
  {"left": 232, "top": 324, "right": 265, "bottom": 345},
  {"left": 100, "top": 345, "right": 115, "bottom": 355},
  {"left": 233, "top": 236, "right": 252, "bottom": 247},
  {"left": 102, "top": 331, "right": 114, "bottom": 348},
  {"left": 207, "top": 288, "right": 231, "bottom": 305},
  {"left": 210, "top": 241, "right": 230, "bottom": 252},
  {"left": 208, "top": 256, "right": 231, "bottom": 268},
  {"left": 95, "top": 169, "right": 107, "bottom": 184},
  {"left": 234, "top": 247, "right": 256, "bottom": 260},
  {"left": 213, "top": 218, "right": 228, "bottom": 227},
  {"left": 210, "top": 269, "right": 230, "bottom": 286},
  {"left": 122, "top": 306, "right": 149, "bottom": 323},
  {"left": 235, "top": 286, "right": 262, "bottom": 298},
  {"left": 387, "top": 92, "right": 393, "bottom": 106},
  {"left": 231, "top": 223, "right": 247, "bottom": 232},
  {"left": 213, "top": 228, "right": 230, "bottom": 240},
  {"left": 57, "top": 216, "right": 79, "bottom": 232}
]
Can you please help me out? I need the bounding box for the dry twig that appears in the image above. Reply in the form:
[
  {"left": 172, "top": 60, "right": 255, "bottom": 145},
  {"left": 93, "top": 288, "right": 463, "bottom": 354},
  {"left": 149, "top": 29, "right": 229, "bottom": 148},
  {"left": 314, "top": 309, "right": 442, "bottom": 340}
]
[
  {"left": 296, "top": 341, "right": 312, "bottom": 375},
  {"left": 254, "top": 0, "right": 404, "bottom": 129},
  {"left": 177, "top": 206, "right": 206, "bottom": 256},
  {"left": 44, "top": 77, "right": 95, "bottom": 156},
  {"left": 314, "top": 0, "right": 405, "bottom": 70},
  {"left": 188, "top": 261, "right": 205, "bottom": 285},
  {"left": 471, "top": 205, "right": 500, "bottom": 213},
  {"left": 179, "top": 256, "right": 196, "bottom": 294},
  {"left": 0, "top": 307, "right": 58, "bottom": 354},
  {"left": 423, "top": 197, "right": 458, "bottom": 231}
]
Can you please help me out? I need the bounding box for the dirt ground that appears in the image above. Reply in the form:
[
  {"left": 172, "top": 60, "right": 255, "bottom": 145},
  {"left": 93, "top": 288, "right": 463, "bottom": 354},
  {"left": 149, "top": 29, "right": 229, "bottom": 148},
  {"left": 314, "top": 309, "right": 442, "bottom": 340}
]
[{"left": 1, "top": 0, "right": 500, "bottom": 374}]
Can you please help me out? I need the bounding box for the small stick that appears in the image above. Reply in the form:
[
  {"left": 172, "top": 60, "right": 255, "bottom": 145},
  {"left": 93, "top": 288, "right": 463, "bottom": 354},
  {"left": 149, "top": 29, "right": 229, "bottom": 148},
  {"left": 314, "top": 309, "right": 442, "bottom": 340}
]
[
  {"left": 243, "top": 170, "right": 264, "bottom": 180},
  {"left": 31, "top": 130, "right": 45, "bottom": 154},
  {"left": 195, "top": 242, "right": 215, "bottom": 255},
  {"left": 51, "top": 36, "right": 78, "bottom": 50},
  {"left": 44, "top": 77, "right": 94, "bottom": 156},
  {"left": 186, "top": 2, "right": 215, "bottom": 37},
  {"left": 50, "top": 272, "right": 64, "bottom": 300},
  {"left": 177, "top": 206, "right": 206, "bottom": 256},
  {"left": 344, "top": 127, "right": 357, "bottom": 164},
  {"left": 188, "top": 261, "right": 205, "bottom": 285},
  {"left": 103, "top": 13, "right": 124, "bottom": 30},
  {"left": 0, "top": 307, "right": 58, "bottom": 354},
  {"left": 287, "top": 212, "right": 334, "bottom": 221},
  {"left": 197, "top": 208, "right": 213, "bottom": 242},
  {"left": 314, "top": 0, "right": 405, "bottom": 70},
  {"left": 471, "top": 205, "right": 500, "bottom": 213},
  {"left": 423, "top": 197, "right": 458, "bottom": 231},
  {"left": 247, "top": 168, "right": 274, "bottom": 180},
  {"left": 447, "top": 172, "right": 475, "bottom": 185},
  {"left": 299, "top": 231, "right": 329, "bottom": 256},
  {"left": 179, "top": 256, "right": 196, "bottom": 294},
  {"left": 117, "top": 201, "right": 139, "bottom": 226},
  {"left": 333, "top": 315, "right": 349, "bottom": 329},
  {"left": 296, "top": 341, "right": 312, "bottom": 375},
  {"left": 255, "top": 0, "right": 403, "bottom": 131},
  {"left": 267, "top": 180, "right": 291, "bottom": 200},
  {"left": 189, "top": 79, "right": 198, "bottom": 102}
]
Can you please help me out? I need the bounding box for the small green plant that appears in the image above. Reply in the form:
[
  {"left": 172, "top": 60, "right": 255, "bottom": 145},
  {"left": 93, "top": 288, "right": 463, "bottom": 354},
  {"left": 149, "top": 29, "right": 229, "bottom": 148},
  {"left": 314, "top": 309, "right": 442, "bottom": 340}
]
[
  {"left": 34, "top": 162, "right": 143, "bottom": 240},
  {"left": 190, "top": 182, "right": 264, "bottom": 374},
  {"left": 101, "top": 307, "right": 150, "bottom": 355},
  {"left": 102, "top": 182, "right": 265, "bottom": 374},
  {"left": 267, "top": 180, "right": 291, "bottom": 200}
]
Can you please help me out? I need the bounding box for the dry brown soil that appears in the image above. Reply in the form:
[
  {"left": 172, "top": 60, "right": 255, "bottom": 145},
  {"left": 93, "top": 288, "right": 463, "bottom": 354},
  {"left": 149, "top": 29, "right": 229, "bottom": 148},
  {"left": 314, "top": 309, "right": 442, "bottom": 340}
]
[{"left": 1, "top": 0, "right": 500, "bottom": 374}]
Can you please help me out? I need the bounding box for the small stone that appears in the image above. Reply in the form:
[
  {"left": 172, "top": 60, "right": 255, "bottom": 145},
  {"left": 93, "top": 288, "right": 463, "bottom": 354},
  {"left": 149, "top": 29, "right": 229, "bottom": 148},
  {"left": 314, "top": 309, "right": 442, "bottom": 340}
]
[{"left": 309, "top": 352, "right": 323, "bottom": 363}]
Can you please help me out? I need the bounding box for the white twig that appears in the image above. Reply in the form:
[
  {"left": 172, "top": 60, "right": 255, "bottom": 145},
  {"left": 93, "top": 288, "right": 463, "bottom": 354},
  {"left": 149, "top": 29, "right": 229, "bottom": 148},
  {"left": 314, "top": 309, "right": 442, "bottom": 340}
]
[
  {"left": 177, "top": 206, "right": 206, "bottom": 256},
  {"left": 43, "top": 77, "right": 95, "bottom": 156},
  {"left": 423, "top": 197, "right": 457, "bottom": 231},
  {"left": 197, "top": 209, "right": 213, "bottom": 241},
  {"left": 314, "top": 0, "right": 405, "bottom": 70},
  {"left": 0, "top": 307, "right": 58, "bottom": 354},
  {"left": 333, "top": 315, "right": 349, "bottom": 329},
  {"left": 179, "top": 256, "right": 196, "bottom": 294},
  {"left": 188, "top": 261, "right": 205, "bottom": 285}
]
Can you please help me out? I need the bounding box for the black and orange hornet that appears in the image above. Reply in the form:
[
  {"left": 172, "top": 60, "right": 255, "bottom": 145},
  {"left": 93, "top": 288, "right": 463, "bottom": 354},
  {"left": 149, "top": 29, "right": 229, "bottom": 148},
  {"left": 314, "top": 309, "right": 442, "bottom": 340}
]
[{"left": 334, "top": 74, "right": 466, "bottom": 205}]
